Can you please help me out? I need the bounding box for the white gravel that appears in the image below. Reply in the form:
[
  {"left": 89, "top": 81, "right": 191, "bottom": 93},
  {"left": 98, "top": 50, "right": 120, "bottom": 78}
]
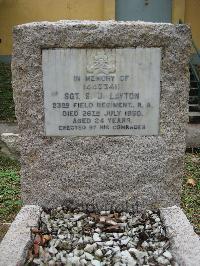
[{"left": 27, "top": 208, "right": 177, "bottom": 266}]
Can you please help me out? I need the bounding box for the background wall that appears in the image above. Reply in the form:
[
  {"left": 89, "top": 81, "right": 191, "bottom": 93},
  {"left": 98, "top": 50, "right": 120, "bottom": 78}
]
[
  {"left": 173, "top": 0, "right": 200, "bottom": 49},
  {"left": 0, "top": 0, "right": 200, "bottom": 59},
  {"left": 185, "top": 0, "right": 200, "bottom": 50},
  {"left": 0, "top": 0, "right": 115, "bottom": 58},
  {"left": 116, "top": 0, "right": 172, "bottom": 23}
]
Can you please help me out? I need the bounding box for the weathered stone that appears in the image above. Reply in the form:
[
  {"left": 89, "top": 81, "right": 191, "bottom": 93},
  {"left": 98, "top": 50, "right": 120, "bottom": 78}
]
[
  {"left": 95, "top": 249, "right": 103, "bottom": 258},
  {"left": 12, "top": 20, "right": 191, "bottom": 211},
  {"left": 84, "top": 244, "right": 94, "bottom": 253},
  {"left": 0, "top": 122, "right": 18, "bottom": 135},
  {"left": 160, "top": 206, "right": 200, "bottom": 266},
  {"left": 0, "top": 205, "right": 41, "bottom": 266},
  {"left": 0, "top": 132, "right": 20, "bottom": 159},
  {"left": 1, "top": 133, "right": 20, "bottom": 154}
]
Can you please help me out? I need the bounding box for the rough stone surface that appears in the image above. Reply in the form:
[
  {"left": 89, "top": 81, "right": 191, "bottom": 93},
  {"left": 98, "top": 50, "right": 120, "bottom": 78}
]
[
  {"left": 0, "top": 122, "right": 18, "bottom": 135},
  {"left": 0, "top": 133, "right": 20, "bottom": 157},
  {"left": 0, "top": 205, "right": 41, "bottom": 266},
  {"left": 0, "top": 139, "right": 13, "bottom": 158},
  {"left": 12, "top": 20, "right": 191, "bottom": 211},
  {"left": 0, "top": 123, "right": 19, "bottom": 159},
  {"left": 160, "top": 206, "right": 200, "bottom": 266}
]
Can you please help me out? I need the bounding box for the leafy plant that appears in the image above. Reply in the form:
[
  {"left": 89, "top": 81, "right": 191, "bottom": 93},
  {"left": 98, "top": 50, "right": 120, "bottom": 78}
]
[{"left": 0, "top": 156, "right": 21, "bottom": 223}]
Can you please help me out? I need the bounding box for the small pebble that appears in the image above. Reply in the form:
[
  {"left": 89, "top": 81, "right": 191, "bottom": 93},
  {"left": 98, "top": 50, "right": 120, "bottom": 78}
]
[
  {"left": 105, "top": 240, "right": 114, "bottom": 246},
  {"left": 84, "top": 244, "right": 94, "bottom": 253},
  {"left": 85, "top": 252, "right": 94, "bottom": 261},
  {"left": 163, "top": 250, "right": 173, "bottom": 260},
  {"left": 48, "top": 260, "right": 56, "bottom": 266},
  {"left": 95, "top": 249, "right": 103, "bottom": 257},
  {"left": 93, "top": 233, "right": 101, "bottom": 242},
  {"left": 58, "top": 234, "right": 65, "bottom": 240},
  {"left": 121, "top": 237, "right": 130, "bottom": 245},
  {"left": 156, "top": 256, "right": 170, "bottom": 265},
  {"left": 48, "top": 246, "right": 58, "bottom": 255},
  {"left": 33, "top": 258, "right": 41, "bottom": 265},
  {"left": 80, "top": 259, "right": 87, "bottom": 265},
  {"left": 92, "top": 259, "right": 101, "bottom": 266}
]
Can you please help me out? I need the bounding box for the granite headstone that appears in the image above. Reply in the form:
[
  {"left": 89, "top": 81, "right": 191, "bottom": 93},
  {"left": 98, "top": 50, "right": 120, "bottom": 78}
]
[{"left": 12, "top": 21, "right": 191, "bottom": 211}]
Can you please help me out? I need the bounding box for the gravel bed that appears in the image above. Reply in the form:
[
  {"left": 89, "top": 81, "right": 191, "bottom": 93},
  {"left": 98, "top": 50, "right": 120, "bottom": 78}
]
[{"left": 27, "top": 208, "right": 177, "bottom": 266}]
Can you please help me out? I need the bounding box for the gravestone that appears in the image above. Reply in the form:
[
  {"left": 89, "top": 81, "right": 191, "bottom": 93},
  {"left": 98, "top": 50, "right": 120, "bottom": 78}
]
[{"left": 12, "top": 21, "right": 191, "bottom": 211}]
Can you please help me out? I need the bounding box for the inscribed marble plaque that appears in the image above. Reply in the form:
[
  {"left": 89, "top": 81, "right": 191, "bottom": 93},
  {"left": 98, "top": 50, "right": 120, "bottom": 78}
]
[{"left": 42, "top": 48, "right": 161, "bottom": 136}]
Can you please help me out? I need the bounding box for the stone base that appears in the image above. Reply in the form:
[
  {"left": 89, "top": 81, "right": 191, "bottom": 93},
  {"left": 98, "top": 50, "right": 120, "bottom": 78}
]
[
  {"left": 0, "top": 205, "right": 199, "bottom": 266},
  {"left": 0, "top": 205, "right": 41, "bottom": 266},
  {"left": 160, "top": 206, "right": 200, "bottom": 266},
  {"left": 0, "top": 133, "right": 20, "bottom": 159},
  {"left": 186, "top": 124, "right": 200, "bottom": 148},
  {"left": 0, "top": 122, "right": 18, "bottom": 135}
]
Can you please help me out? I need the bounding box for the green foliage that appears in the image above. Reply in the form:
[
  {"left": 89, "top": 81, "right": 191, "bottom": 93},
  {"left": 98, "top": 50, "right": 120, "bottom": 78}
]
[
  {"left": 0, "top": 155, "right": 20, "bottom": 171},
  {"left": 0, "top": 62, "right": 16, "bottom": 121},
  {"left": 0, "top": 156, "right": 21, "bottom": 223},
  {"left": 182, "top": 152, "right": 200, "bottom": 235}
]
